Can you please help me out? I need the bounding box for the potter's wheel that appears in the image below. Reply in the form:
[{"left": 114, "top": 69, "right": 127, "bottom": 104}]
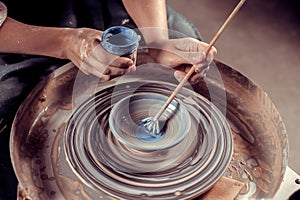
[
  {"left": 64, "top": 81, "right": 232, "bottom": 199},
  {"left": 10, "top": 57, "right": 288, "bottom": 199}
]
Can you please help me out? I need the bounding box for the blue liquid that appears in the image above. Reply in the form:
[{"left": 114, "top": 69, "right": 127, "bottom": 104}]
[{"left": 135, "top": 124, "right": 164, "bottom": 143}]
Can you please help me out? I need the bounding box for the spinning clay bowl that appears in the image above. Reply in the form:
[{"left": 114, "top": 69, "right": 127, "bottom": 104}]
[{"left": 109, "top": 92, "right": 191, "bottom": 151}]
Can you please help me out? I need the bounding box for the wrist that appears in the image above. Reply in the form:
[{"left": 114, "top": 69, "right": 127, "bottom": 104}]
[
  {"left": 59, "top": 28, "right": 76, "bottom": 59},
  {"left": 140, "top": 27, "right": 168, "bottom": 45}
]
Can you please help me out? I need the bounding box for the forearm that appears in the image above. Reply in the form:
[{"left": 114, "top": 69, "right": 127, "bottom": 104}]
[
  {"left": 122, "top": 0, "right": 168, "bottom": 44},
  {"left": 0, "top": 17, "right": 71, "bottom": 59}
]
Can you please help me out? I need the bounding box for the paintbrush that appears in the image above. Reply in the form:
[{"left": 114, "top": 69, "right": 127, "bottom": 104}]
[{"left": 142, "top": 0, "right": 246, "bottom": 136}]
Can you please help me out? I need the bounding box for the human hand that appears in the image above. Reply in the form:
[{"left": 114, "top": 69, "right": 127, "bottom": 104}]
[
  {"left": 148, "top": 37, "right": 217, "bottom": 84},
  {"left": 64, "top": 28, "right": 136, "bottom": 80}
]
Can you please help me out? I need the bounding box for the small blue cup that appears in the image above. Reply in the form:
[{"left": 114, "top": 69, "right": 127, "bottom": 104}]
[{"left": 101, "top": 26, "right": 139, "bottom": 63}]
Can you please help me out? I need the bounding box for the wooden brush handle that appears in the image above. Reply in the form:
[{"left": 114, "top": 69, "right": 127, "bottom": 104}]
[{"left": 206, "top": 0, "right": 246, "bottom": 54}]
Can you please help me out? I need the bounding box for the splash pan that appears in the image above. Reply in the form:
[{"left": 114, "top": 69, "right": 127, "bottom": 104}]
[{"left": 10, "top": 57, "right": 287, "bottom": 199}]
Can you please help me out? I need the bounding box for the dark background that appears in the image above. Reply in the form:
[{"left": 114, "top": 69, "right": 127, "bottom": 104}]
[{"left": 168, "top": 0, "right": 300, "bottom": 174}]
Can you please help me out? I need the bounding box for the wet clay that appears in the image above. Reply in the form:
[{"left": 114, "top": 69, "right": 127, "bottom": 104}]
[{"left": 11, "top": 54, "right": 288, "bottom": 199}]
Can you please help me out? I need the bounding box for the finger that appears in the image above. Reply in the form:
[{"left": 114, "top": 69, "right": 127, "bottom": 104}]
[
  {"left": 79, "top": 61, "right": 110, "bottom": 80},
  {"left": 104, "top": 65, "right": 134, "bottom": 76},
  {"left": 175, "top": 37, "right": 205, "bottom": 52},
  {"left": 207, "top": 46, "right": 217, "bottom": 57},
  {"left": 173, "top": 63, "right": 193, "bottom": 79},
  {"left": 205, "top": 46, "right": 217, "bottom": 64},
  {"left": 175, "top": 50, "right": 206, "bottom": 65},
  {"left": 174, "top": 69, "right": 203, "bottom": 84},
  {"left": 80, "top": 51, "right": 112, "bottom": 78},
  {"left": 83, "top": 54, "right": 108, "bottom": 74},
  {"left": 82, "top": 55, "right": 135, "bottom": 79},
  {"left": 189, "top": 72, "right": 201, "bottom": 84},
  {"left": 90, "top": 45, "right": 135, "bottom": 69},
  {"left": 175, "top": 38, "right": 217, "bottom": 64},
  {"left": 109, "top": 64, "right": 137, "bottom": 73},
  {"left": 110, "top": 56, "right": 134, "bottom": 68},
  {"left": 174, "top": 70, "right": 186, "bottom": 82},
  {"left": 84, "top": 54, "right": 136, "bottom": 77},
  {"left": 195, "top": 64, "right": 210, "bottom": 77}
]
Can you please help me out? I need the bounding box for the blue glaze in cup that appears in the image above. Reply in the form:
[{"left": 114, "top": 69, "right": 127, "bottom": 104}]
[{"left": 101, "top": 26, "right": 139, "bottom": 63}]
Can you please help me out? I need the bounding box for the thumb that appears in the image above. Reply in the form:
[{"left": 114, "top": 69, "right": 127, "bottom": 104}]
[{"left": 174, "top": 70, "right": 186, "bottom": 82}]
